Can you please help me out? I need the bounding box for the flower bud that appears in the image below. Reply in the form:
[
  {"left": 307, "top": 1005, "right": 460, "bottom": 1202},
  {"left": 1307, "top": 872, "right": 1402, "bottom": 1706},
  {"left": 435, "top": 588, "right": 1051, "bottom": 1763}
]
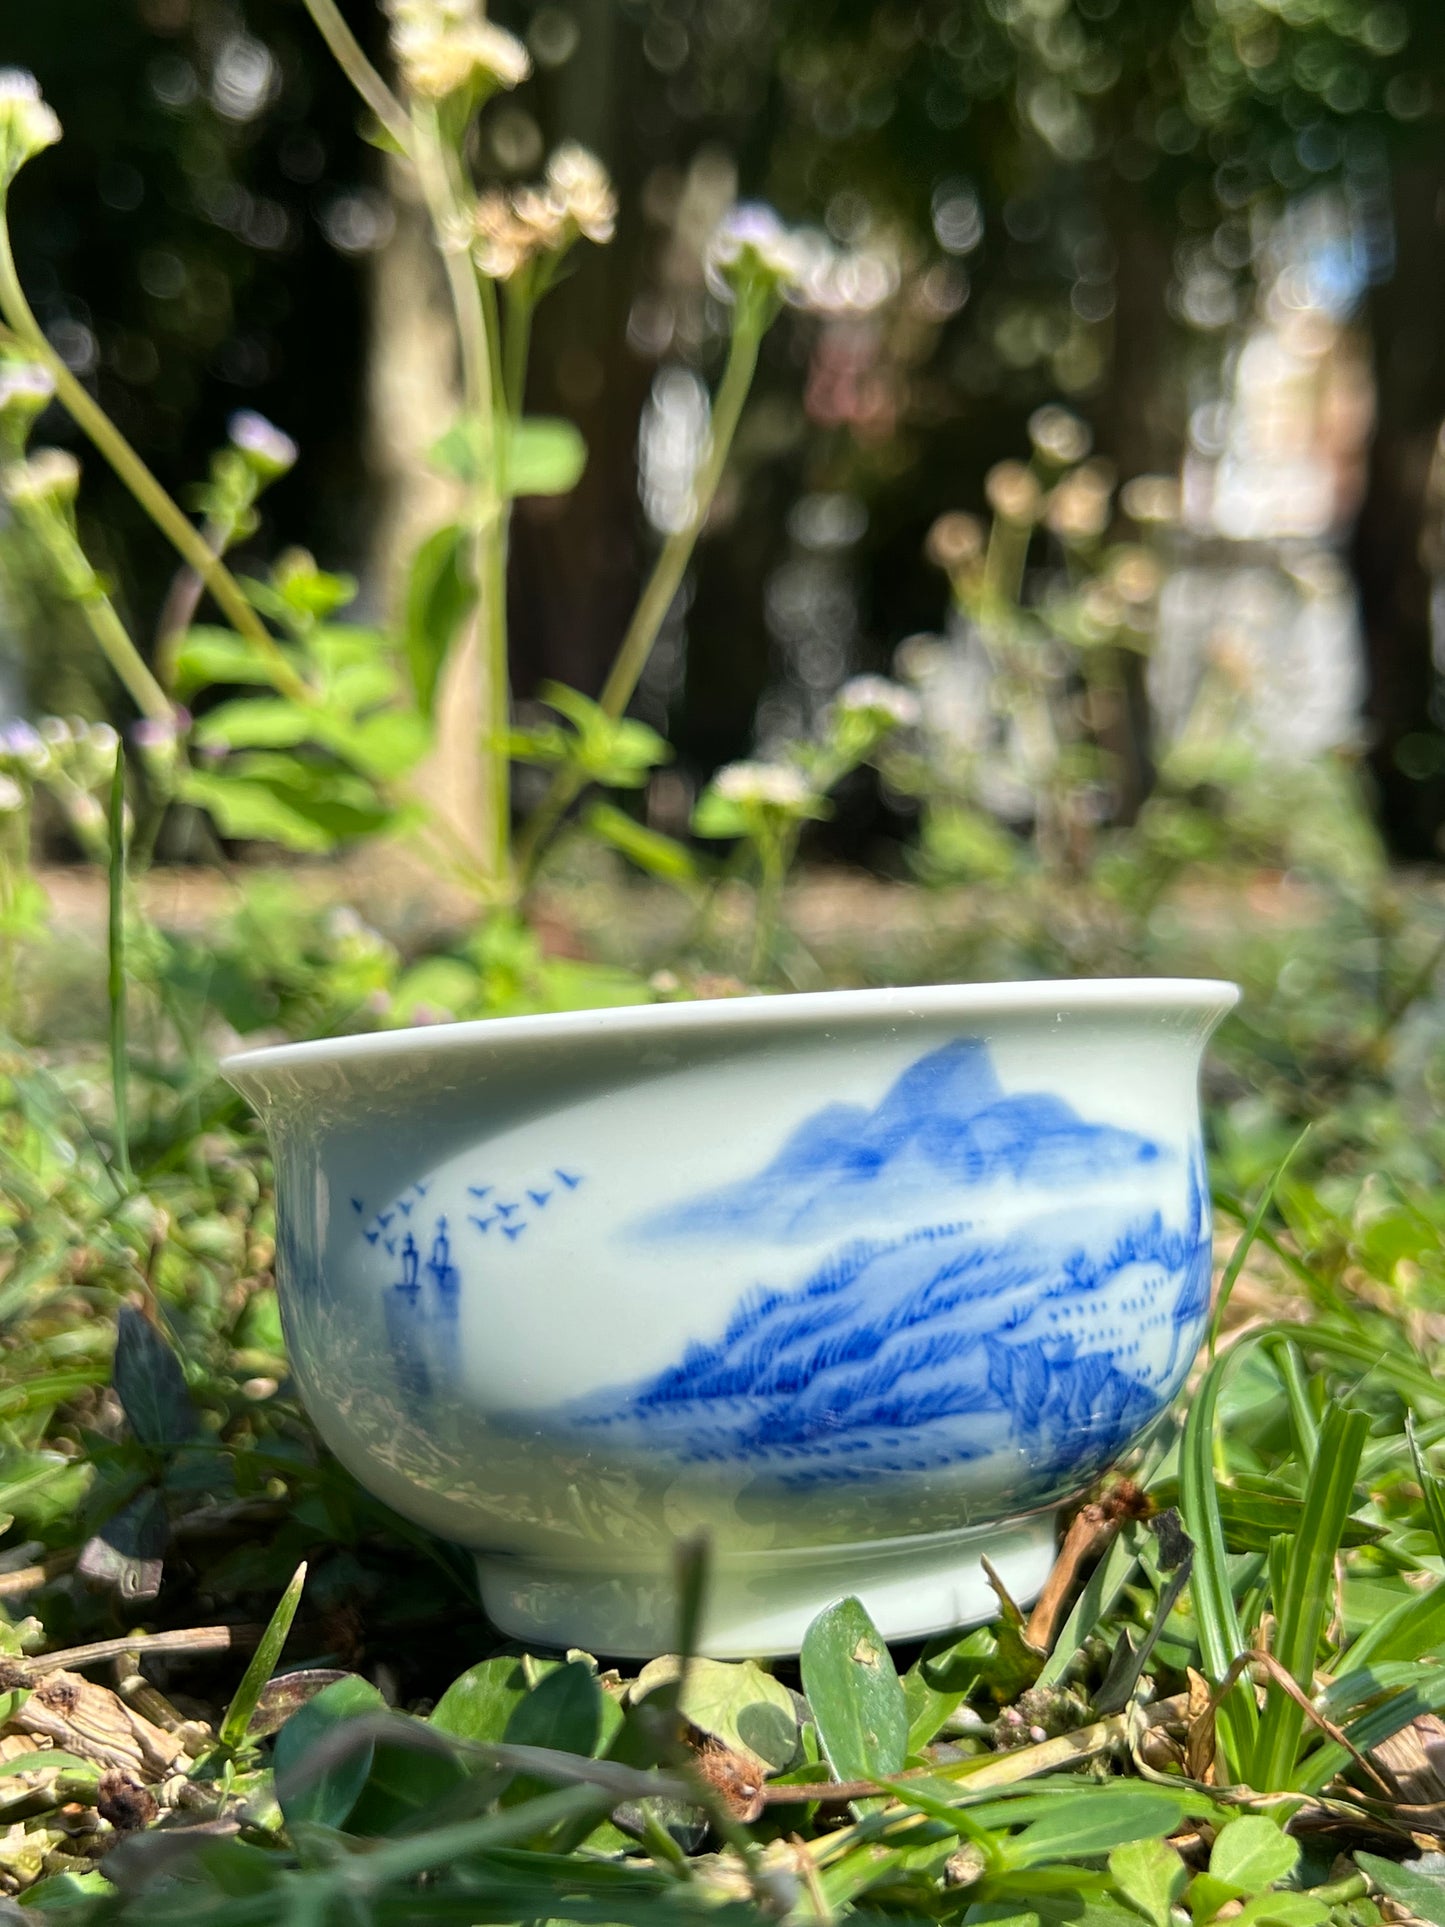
[
  {"left": 984, "top": 460, "right": 1043, "bottom": 526},
  {"left": 711, "top": 760, "right": 813, "bottom": 809},
  {"left": 545, "top": 143, "right": 616, "bottom": 245},
  {"left": 0, "top": 71, "right": 61, "bottom": 190},
  {"left": 388, "top": 3, "right": 530, "bottom": 101},
  {"left": 228, "top": 410, "right": 298, "bottom": 482},
  {"left": 0, "top": 357, "right": 55, "bottom": 441},
  {"left": 925, "top": 511, "right": 985, "bottom": 573},
  {"left": 2, "top": 447, "right": 80, "bottom": 511},
  {"left": 835, "top": 676, "right": 921, "bottom": 729},
  {"left": 1027, "top": 404, "right": 1092, "bottom": 467},
  {"left": 704, "top": 203, "right": 806, "bottom": 305}
]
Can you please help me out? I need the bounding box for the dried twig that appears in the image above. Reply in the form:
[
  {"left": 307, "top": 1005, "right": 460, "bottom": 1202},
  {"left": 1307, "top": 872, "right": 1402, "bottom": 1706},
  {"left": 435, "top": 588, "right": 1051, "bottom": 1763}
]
[
  {"left": 1025, "top": 1483, "right": 1149, "bottom": 1651},
  {"left": 16, "top": 1625, "right": 263, "bottom": 1676}
]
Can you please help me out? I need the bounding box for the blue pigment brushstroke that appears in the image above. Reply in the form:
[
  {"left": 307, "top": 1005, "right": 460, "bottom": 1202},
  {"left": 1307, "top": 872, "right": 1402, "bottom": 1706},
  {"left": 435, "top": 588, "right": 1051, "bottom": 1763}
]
[
  {"left": 553, "top": 1152, "right": 1210, "bottom": 1490},
  {"left": 382, "top": 1217, "right": 462, "bottom": 1403},
  {"left": 533, "top": 1037, "right": 1208, "bottom": 1490},
  {"left": 638, "top": 1038, "right": 1165, "bottom": 1245}
]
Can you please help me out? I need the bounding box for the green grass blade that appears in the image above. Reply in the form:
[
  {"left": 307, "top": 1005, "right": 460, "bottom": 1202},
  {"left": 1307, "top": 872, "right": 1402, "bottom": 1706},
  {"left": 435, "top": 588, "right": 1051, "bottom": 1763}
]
[
  {"left": 1250, "top": 1401, "right": 1368, "bottom": 1792},
  {"left": 1178, "top": 1337, "right": 1260, "bottom": 1774},
  {"left": 1408, "top": 1413, "right": 1445, "bottom": 1560},
  {"left": 1339, "top": 1568, "right": 1445, "bottom": 1673},
  {"left": 218, "top": 1560, "right": 307, "bottom": 1752},
  {"left": 1208, "top": 1127, "right": 1308, "bottom": 1359}
]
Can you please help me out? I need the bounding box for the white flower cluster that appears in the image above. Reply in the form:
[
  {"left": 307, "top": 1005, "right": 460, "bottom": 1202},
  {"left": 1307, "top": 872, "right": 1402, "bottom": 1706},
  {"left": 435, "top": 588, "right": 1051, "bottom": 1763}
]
[
  {"left": 385, "top": 0, "right": 530, "bottom": 101},
  {"left": 1, "top": 448, "right": 80, "bottom": 511},
  {"left": 0, "top": 715, "right": 121, "bottom": 790},
  {"left": 705, "top": 204, "right": 903, "bottom": 318},
  {"left": 711, "top": 760, "right": 813, "bottom": 809},
  {"left": 472, "top": 143, "right": 616, "bottom": 280},
  {"left": 0, "top": 71, "right": 61, "bottom": 190},
  {"left": 704, "top": 204, "right": 809, "bottom": 304},
  {"left": 834, "top": 675, "right": 921, "bottom": 728}
]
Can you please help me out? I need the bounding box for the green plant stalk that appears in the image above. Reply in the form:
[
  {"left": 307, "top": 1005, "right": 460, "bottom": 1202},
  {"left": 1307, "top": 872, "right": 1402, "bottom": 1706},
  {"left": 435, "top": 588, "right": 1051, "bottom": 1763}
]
[
  {"left": 411, "top": 105, "right": 511, "bottom": 895},
  {"left": 516, "top": 296, "right": 769, "bottom": 886},
  {"left": 107, "top": 748, "right": 132, "bottom": 1190},
  {"left": 10, "top": 494, "right": 174, "bottom": 723},
  {"left": 0, "top": 206, "right": 305, "bottom": 705},
  {"left": 297, "top": 0, "right": 413, "bottom": 154}
]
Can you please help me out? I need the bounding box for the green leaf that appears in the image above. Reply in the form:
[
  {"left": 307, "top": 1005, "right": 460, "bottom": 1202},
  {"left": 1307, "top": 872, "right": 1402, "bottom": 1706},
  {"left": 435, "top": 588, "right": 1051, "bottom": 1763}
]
[
  {"left": 1358, "top": 1853, "right": 1445, "bottom": 1927},
  {"left": 1000, "top": 1790, "right": 1188, "bottom": 1868},
  {"left": 1251, "top": 1402, "right": 1368, "bottom": 1791},
  {"left": 583, "top": 803, "right": 702, "bottom": 890},
  {"left": 112, "top": 1305, "right": 196, "bottom": 1447},
  {"left": 194, "top": 697, "right": 314, "bottom": 751},
  {"left": 317, "top": 708, "right": 430, "bottom": 780},
  {"left": 1207, "top": 1816, "right": 1299, "bottom": 1895},
  {"left": 1179, "top": 1337, "right": 1262, "bottom": 1776},
  {"left": 502, "top": 1658, "right": 602, "bottom": 1757},
  {"left": 180, "top": 769, "right": 336, "bottom": 853},
  {"left": 640, "top": 1656, "right": 799, "bottom": 1772},
  {"left": 1409, "top": 1414, "right": 1445, "bottom": 1562},
  {"left": 173, "top": 624, "right": 289, "bottom": 695},
  {"left": 1109, "top": 1836, "right": 1188, "bottom": 1927},
  {"left": 902, "top": 1664, "right": 966, "bottom": 1753},
  {"left": 505, "top": 416, "right": 588, "bottom": 496},
  {"left": 431, "top": 1656, "right": 530, "bottom": 1746},
  {"left": 218, "top": 1560, "right": 306, "bottom": 1751},
  {"left": 404, "top": 522, "right": 473, "bottom": 717},
  {"left": 273, "top": 1674, "right": 387, "bottom": 1830},
  {"left": 800, "top": 1596, "right": 908, "bottom": 1784}
]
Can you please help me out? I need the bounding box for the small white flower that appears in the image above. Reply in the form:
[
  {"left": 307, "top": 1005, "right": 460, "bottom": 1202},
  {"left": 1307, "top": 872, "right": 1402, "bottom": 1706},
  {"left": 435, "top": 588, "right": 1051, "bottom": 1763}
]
[
  {"left": 228, "top": 409, "right": 298, "bottom": 479},
  {"left": 0, "top": 71, "right": 61, "bottom": 188},
  {"left": 0, "top": 359, "right": 55, "bottom": 417},
  {"left": 545, "top": 143, "right": 616, "bottom": 245},
  {"left": 2, "top": 447, "right": 80, "bottom": 509},
  {"left": 835, "top": 676, "right": 921, "bottom": 728},
  {"left": 0, "top": 775, "right": 25, "bottom": 813},
  {"left": 388, "top": 5, "right": 530, "bottom": 100},
  {"left": 712, "top": 760, "right": 813, "bottom": 809},
  {"left": 37, "top": 715, "right": 72, "bottom": 749},
  {"left": 704, "top": 203, "right": 807, "bottom": 304},
  {"left": 86, "top": 721, "right": 119, "bottom": 759}
]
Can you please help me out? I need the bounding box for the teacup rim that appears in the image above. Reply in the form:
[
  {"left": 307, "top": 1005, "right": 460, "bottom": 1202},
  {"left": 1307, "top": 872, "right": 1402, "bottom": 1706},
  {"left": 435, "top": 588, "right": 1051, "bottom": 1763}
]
[{"left": 221, "top": 975, "right": 1241, "bottom": 1089}]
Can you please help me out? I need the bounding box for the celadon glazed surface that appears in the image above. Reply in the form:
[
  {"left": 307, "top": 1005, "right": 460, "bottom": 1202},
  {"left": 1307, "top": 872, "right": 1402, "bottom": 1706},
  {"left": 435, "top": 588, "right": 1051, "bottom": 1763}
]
[{"left": 222, "top": 978, "right": 1239, "bottom": 1656}]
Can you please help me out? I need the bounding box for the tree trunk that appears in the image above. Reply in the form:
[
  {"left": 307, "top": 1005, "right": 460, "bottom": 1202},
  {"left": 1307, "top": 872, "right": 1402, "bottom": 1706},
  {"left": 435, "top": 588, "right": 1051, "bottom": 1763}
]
[{"left": 1350, "top": 156, "right": 1445, "bottom": 861}]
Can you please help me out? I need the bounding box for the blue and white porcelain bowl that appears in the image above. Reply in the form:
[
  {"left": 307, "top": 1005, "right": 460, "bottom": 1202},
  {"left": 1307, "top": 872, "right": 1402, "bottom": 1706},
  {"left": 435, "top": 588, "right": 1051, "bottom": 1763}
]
[{"left": 223, "top": 978, "right": 1238, "bottom": 1657}]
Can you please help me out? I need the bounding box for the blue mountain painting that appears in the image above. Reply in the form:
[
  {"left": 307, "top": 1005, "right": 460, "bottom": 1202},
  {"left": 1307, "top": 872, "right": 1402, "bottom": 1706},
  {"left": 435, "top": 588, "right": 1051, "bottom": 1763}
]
[
  {"left": 637, "top": 1038, "right": 1164, "bottom": 1244},
  {"left": 544, "top": 1040, "right": 1210, "bottom": 1493}
]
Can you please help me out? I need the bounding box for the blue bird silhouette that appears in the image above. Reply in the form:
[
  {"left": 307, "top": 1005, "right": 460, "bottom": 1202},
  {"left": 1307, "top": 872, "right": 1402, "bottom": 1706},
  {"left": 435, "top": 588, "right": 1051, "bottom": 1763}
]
[
  {"left": 378, "top": 1212, "right": 394, "bottom": 1229},
  {"left": 555, "top": 1170, "right": 582, "bottom": 1189},
  {"left": 468, "top": 1214, "right": 493, "bottom": 1234},
  {"left": 351, "top": 1197, "right": 364, "bottom": 1214},
  {"left": 495, "top": 1202, "right": 519, "bottom": 1218},
  {"left": 467, "top": 1185, "right": 492, "bottom": 1199},
  {"left": 384, "top": 1237, "right": 396, "bottom": 1256},
  {"left": 399, "top": 1199, "right": 413, "bottom": 1217},
  {"left": 502, "top": 1222, "right": 525, "bottom": 1241},
  {"left": 528, "top": 1189, "right": 552, "bottom": 1209},
  {"left": 415, "top": 1182, "right": 429, "bottom": 1197},
  {"left": 364, "top": 1229, "right": 379, "bottom": 1245}
]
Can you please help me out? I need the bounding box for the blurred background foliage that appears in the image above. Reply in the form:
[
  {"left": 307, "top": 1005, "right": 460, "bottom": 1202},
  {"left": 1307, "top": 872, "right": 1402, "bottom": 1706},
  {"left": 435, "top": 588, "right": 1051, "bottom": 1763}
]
[{"left": 4, "top": 0, "right": 1445, "bottom": 859}]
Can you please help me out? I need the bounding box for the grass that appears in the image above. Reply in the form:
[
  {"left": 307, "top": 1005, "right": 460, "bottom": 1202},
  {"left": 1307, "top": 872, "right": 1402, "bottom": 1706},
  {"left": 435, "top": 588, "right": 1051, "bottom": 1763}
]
[{"left": 0, "top": 845, "right": 1443, "bottom": 1923}]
